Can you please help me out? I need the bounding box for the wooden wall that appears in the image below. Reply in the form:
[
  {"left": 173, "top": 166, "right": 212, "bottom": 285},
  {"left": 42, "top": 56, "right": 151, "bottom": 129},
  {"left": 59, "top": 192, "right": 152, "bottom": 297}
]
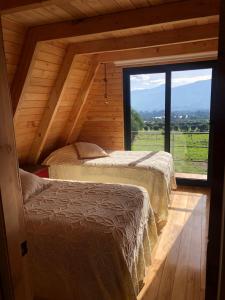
[
  {"left": 2, "top": 18, "right": 26, "bottom": 84},
  {"left": 42, "top": 55, "right": 94, "bottom": 159},
  {"left": 78, "top": 63, "right": 124, "bottom": 150},
  {"left": 2, "top": 20, "right": 124, "bottom": 164},
  {"left": 14, "top": 41, "right": 67, "bottom": 162}
]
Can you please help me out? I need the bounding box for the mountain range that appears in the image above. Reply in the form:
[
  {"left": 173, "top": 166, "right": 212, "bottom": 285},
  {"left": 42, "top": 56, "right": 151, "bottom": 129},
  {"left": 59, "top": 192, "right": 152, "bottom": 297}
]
[{"left": 131, "top": 80, "right": 212, "bottom": 112}]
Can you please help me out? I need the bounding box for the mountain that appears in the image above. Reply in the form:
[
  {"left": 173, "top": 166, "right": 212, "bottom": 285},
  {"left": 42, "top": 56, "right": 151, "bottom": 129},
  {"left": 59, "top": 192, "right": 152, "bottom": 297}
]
[{"left": 131, "top": 80, "right": 212, "bottom": 112}]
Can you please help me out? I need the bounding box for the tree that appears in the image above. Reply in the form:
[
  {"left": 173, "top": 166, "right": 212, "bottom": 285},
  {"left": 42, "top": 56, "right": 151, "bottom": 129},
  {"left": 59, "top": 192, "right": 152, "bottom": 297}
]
[
  {"left": 131, "top": 109, "right": 144, "bottom": 131},
  {"left": 131, "top": 109, "right": 144, "bottom": 142}
]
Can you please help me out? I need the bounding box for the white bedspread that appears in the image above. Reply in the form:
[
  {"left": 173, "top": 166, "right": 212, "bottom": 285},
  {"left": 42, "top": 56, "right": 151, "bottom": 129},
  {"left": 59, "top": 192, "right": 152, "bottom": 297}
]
[
  {"left": 24, "top": 180, "right": 158, "bottom": 300},
  {"left": 48, "top": 151, "right": 177, "bottom": 230}
]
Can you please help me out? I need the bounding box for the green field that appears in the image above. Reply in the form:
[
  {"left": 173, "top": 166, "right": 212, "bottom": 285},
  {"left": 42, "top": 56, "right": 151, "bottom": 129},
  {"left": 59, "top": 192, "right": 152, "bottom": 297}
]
[{"left": 131, "top": 131, "right": 209, "bottom": 175}]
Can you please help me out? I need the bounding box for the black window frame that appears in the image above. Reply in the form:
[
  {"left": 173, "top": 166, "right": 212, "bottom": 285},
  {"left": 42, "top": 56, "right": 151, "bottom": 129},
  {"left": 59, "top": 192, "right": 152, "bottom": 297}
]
[{"left": 123, "top": 60, "right": 217, "bottom": 187}]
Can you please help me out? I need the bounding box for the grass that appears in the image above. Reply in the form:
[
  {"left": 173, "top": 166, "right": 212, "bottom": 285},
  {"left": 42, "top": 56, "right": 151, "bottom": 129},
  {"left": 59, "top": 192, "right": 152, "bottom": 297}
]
[{"left": 131, "top": 130, "right": 209, "bottom": 175}]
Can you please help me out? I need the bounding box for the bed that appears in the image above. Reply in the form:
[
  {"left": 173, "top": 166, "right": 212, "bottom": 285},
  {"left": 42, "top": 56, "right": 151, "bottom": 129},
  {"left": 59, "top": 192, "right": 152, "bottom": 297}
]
[
  {"left": 43, "top": 144, "right": 177, "bottom": 231},
  {"left": 20, "top": 170, "right": 158, "bottom": 300}
]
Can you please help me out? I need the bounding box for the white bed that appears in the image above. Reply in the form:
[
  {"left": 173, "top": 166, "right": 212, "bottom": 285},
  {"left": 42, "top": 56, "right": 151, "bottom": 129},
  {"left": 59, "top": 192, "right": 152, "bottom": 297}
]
[
  {"left": 44, "top": 145, "right": 177, "bottom": 231},
  {"left": 21, "top": 170, "right": 158, "bottom": 300}
]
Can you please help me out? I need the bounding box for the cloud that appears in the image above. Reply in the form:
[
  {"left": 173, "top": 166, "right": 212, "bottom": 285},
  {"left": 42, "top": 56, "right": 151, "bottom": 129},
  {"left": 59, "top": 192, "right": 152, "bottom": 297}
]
[
  {"left": 130, "top": 74, "right": 165, "bottom": 91},
  {"left": 172, "top": 75, "right": 212, "bottom": 87},
  {"left": 130, "top": 71, "right": 212, "bottom": 91}
]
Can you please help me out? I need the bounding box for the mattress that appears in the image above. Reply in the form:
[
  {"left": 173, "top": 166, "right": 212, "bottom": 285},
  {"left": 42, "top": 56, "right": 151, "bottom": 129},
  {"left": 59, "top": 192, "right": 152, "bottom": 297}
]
[
  {"left": 47, "top": 150, "right": 177, "bottom": 231},
  {"left": 24, "top": 179, "right": 158, "bottom": 300}
]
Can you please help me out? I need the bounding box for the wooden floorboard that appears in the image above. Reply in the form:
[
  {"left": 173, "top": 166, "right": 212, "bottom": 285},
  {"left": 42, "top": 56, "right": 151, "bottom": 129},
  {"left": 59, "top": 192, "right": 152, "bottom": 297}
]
[{"left": 138, "top": 186, "right": 209, "bottom": 300}]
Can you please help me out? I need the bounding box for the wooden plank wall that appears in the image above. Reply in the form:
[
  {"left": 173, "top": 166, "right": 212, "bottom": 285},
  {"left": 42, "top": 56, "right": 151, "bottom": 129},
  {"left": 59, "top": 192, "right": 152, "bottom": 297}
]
[
  {"left": 1, "top": 18, "right": 26, "bottom": 84},
  {"left": 78, "top": 63, "right": 124, "bottom": 150},
  {"left": 14, "top": 41, "right": 67, "bottom": 162},
  {"left": 1, "top": 18, "right": 112, "bottom": 163},
  {"left": 42, "top": 55, "right": 93, "bottom": 159}
]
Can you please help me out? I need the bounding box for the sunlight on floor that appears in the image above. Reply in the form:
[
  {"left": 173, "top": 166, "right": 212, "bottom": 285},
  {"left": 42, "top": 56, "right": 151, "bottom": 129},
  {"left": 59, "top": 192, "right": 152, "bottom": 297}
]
[{"left": 138, "top": 187, "right": 209, "bottom": 300}]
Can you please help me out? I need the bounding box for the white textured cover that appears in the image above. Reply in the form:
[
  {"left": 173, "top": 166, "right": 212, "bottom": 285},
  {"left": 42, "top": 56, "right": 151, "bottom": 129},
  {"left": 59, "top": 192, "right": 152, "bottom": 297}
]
[
  {"left": 47, "top": 150, "right": 177, "bottom": 230},
  {"left": 24, "top": 180, "right": 158, "bottom": 300}
]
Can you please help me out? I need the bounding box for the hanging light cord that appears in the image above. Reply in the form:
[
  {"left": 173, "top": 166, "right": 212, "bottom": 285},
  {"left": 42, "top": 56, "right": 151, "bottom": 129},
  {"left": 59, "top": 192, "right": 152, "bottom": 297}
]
[{"left": 104, "top": 63, "right": 109, "bottom": 103}]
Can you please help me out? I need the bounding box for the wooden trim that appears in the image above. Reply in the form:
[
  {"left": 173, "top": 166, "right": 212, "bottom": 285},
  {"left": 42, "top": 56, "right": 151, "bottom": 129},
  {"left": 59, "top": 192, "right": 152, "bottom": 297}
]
[
  {"left": 0, "top": 22, "right": 31, "bottom": 300},
  {"left": 29, "top": 0, "right": 219, "bottom": 42},
  {"left": 11, "top": 29, "right": 39, "bottom": 119},
  {"left": 97, "top": 39, "right": 218, "bottom": 63},
  {"left": 70, "top": 23, "right": 218, "bottom": 55},
  {"left": 28, "top": 46, "right": 76, "bottom": 164},
  {"left": 206, "top": 0, "right": 225, "bottom": 299},
  {"left": 64, "top": 59, "right": 100, "bottom": 144},
  {"left": 115, "top": 53, "right": 217, "bottom": 68}
]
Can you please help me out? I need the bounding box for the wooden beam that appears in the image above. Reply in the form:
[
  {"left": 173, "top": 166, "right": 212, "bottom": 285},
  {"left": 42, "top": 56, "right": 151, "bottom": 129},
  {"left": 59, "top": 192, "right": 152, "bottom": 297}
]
[
  {"left": 114, "top": 52, "right": 217, "bottom": 68},
  {"left": 29, "top": 0, "right": 219, "bottom": 42},
  {"left": 64, "top": 60, "right": 100, "bottom": 145},
  {"left": 0, "top": 22, "right": 31, "bottom": 299},
  {"left": 11, "top": 29, "right": 39, "bottom": 120},
  {"left": 70, "top": 23, "right": 219, "bottom": 55},
  {"left": 97, "top": 39, "right": 218, "bottom": 63},
  {"left": 0, "top": 0, "right": 52, "bottom": 14},
  {"left": 28, "top": 45, "right": 76, "bottom": 164}
]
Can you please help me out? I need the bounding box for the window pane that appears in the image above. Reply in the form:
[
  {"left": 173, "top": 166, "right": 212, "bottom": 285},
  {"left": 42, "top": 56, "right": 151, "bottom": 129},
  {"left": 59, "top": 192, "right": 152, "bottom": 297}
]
[
  {"left": 130, "top": 73, "right": 166, "bottom": 151},
  {"left": 171, "top": 69, "right": 212, "bottom": 179}
]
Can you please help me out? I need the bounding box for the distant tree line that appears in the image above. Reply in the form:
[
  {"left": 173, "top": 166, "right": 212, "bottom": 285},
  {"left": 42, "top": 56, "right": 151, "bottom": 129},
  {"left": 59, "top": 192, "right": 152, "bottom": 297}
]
[
  {"left": 144, "top": 121, "right": 209, "bottom": 132},
  {"left": 131, "top": 109, "right": 210, "bottom": 134},
  {"left": 139, "top": 109, "right": 210, "bottom": 121}
]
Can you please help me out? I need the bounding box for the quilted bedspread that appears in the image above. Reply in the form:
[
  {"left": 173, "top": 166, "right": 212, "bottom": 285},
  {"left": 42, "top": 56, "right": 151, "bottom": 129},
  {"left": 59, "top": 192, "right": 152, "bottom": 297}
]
[
  {"left": 48, "top": 151, "right": 177, "bottom": 230},
  {"left": 24, "top": 180, "right": 158, "bottom": 300}
]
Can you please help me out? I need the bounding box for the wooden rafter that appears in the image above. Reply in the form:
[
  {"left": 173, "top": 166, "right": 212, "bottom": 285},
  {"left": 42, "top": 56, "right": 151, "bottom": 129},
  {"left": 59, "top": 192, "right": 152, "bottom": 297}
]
[
  {"left": 64, "top": 59, "right": 100, "bottom": 145},
  {"left": 29, "top": 0, "right": 219, "bottom": 42},
  {"left": 70, "top": 23, "right": 218, "bottom": 55},
  {"left": 97, "top": 39, "right": 218, "bottom": 63},
  {"left": 28, "top": 45, "right": 76, "bottom": 164},
  {"left": 11, "top": 29, "right": 39, "bottom": 120}
]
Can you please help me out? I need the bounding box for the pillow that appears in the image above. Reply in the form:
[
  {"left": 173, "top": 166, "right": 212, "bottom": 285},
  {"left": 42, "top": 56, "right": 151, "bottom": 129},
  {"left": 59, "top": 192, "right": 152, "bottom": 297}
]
[
  {"left": 19, "top": 169, "right": 50, "bottom": 203},
  {"left": 74, "top": 142, "right": 108, "bottom": 159},
  {"left": 42, "top": 144, "right": 79, "bottom": 165}
]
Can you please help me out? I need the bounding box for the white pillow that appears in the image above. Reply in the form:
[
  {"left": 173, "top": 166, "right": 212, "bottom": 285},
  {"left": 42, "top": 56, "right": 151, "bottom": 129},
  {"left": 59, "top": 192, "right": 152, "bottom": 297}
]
[
  {"left": 42, "top": 144, "right": 79, "bottom": 165},
  {"left": 19, "top": 169, "right": 50, "bottom": 203},
  {"left": 74, "top": 142, "right": 108, "bottom": 159}
]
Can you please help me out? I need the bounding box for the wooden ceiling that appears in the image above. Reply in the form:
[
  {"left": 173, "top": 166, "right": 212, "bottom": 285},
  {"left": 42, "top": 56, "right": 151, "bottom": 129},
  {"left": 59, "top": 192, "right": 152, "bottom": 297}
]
[{"left": 2, "top": 0, "right": 183, "bottom": 26}]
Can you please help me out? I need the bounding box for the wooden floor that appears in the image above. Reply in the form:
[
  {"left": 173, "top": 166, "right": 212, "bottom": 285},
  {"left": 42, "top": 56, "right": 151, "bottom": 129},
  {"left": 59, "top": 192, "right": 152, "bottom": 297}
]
[{"left": 138, "top": 186, "right": 209, "bottom": 300}]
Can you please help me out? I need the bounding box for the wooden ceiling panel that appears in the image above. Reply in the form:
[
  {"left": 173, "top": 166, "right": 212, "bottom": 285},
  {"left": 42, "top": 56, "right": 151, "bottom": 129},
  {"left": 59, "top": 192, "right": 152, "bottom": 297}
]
[
  {"left": 1, "top": 18, "right": 26, "bottom": 84},
  {"left": 2, "top": 0, "right": 184, "bottom": 26}
]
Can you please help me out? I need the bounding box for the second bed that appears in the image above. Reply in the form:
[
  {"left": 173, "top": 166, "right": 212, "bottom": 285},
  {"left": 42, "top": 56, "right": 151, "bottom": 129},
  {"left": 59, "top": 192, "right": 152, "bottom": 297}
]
[{"left": 43, "top": 144, "right": 177, "bottom": 231}]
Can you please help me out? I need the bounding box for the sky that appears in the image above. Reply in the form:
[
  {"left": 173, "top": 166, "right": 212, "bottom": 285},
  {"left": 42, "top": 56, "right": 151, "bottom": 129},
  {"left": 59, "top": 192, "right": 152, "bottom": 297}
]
[{"left": 130, "top": 68, "right": 212, "bottom": 91}]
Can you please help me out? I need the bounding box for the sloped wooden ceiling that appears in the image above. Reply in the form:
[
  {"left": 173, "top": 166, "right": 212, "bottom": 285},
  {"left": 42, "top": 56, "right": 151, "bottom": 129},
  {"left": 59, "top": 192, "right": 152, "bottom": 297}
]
[
  {"left": 0, "top": 0, "right": 220, "bottom": 164},
  {"left": 2, "top": 0, "right": 185, "bottom": 26}
]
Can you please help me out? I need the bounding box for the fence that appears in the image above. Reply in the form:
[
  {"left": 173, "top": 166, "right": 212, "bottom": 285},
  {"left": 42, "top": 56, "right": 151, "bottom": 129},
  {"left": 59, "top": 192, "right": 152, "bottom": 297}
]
[{"left": 131, "top": 131, "right": 209, "bottom": 174}]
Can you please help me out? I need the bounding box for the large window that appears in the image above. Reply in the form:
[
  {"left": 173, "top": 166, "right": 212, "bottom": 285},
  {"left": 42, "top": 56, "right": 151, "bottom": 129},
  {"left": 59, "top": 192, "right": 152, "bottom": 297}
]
[{"left": 123, "top": 62, "right": 215, "bottom": 183}]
